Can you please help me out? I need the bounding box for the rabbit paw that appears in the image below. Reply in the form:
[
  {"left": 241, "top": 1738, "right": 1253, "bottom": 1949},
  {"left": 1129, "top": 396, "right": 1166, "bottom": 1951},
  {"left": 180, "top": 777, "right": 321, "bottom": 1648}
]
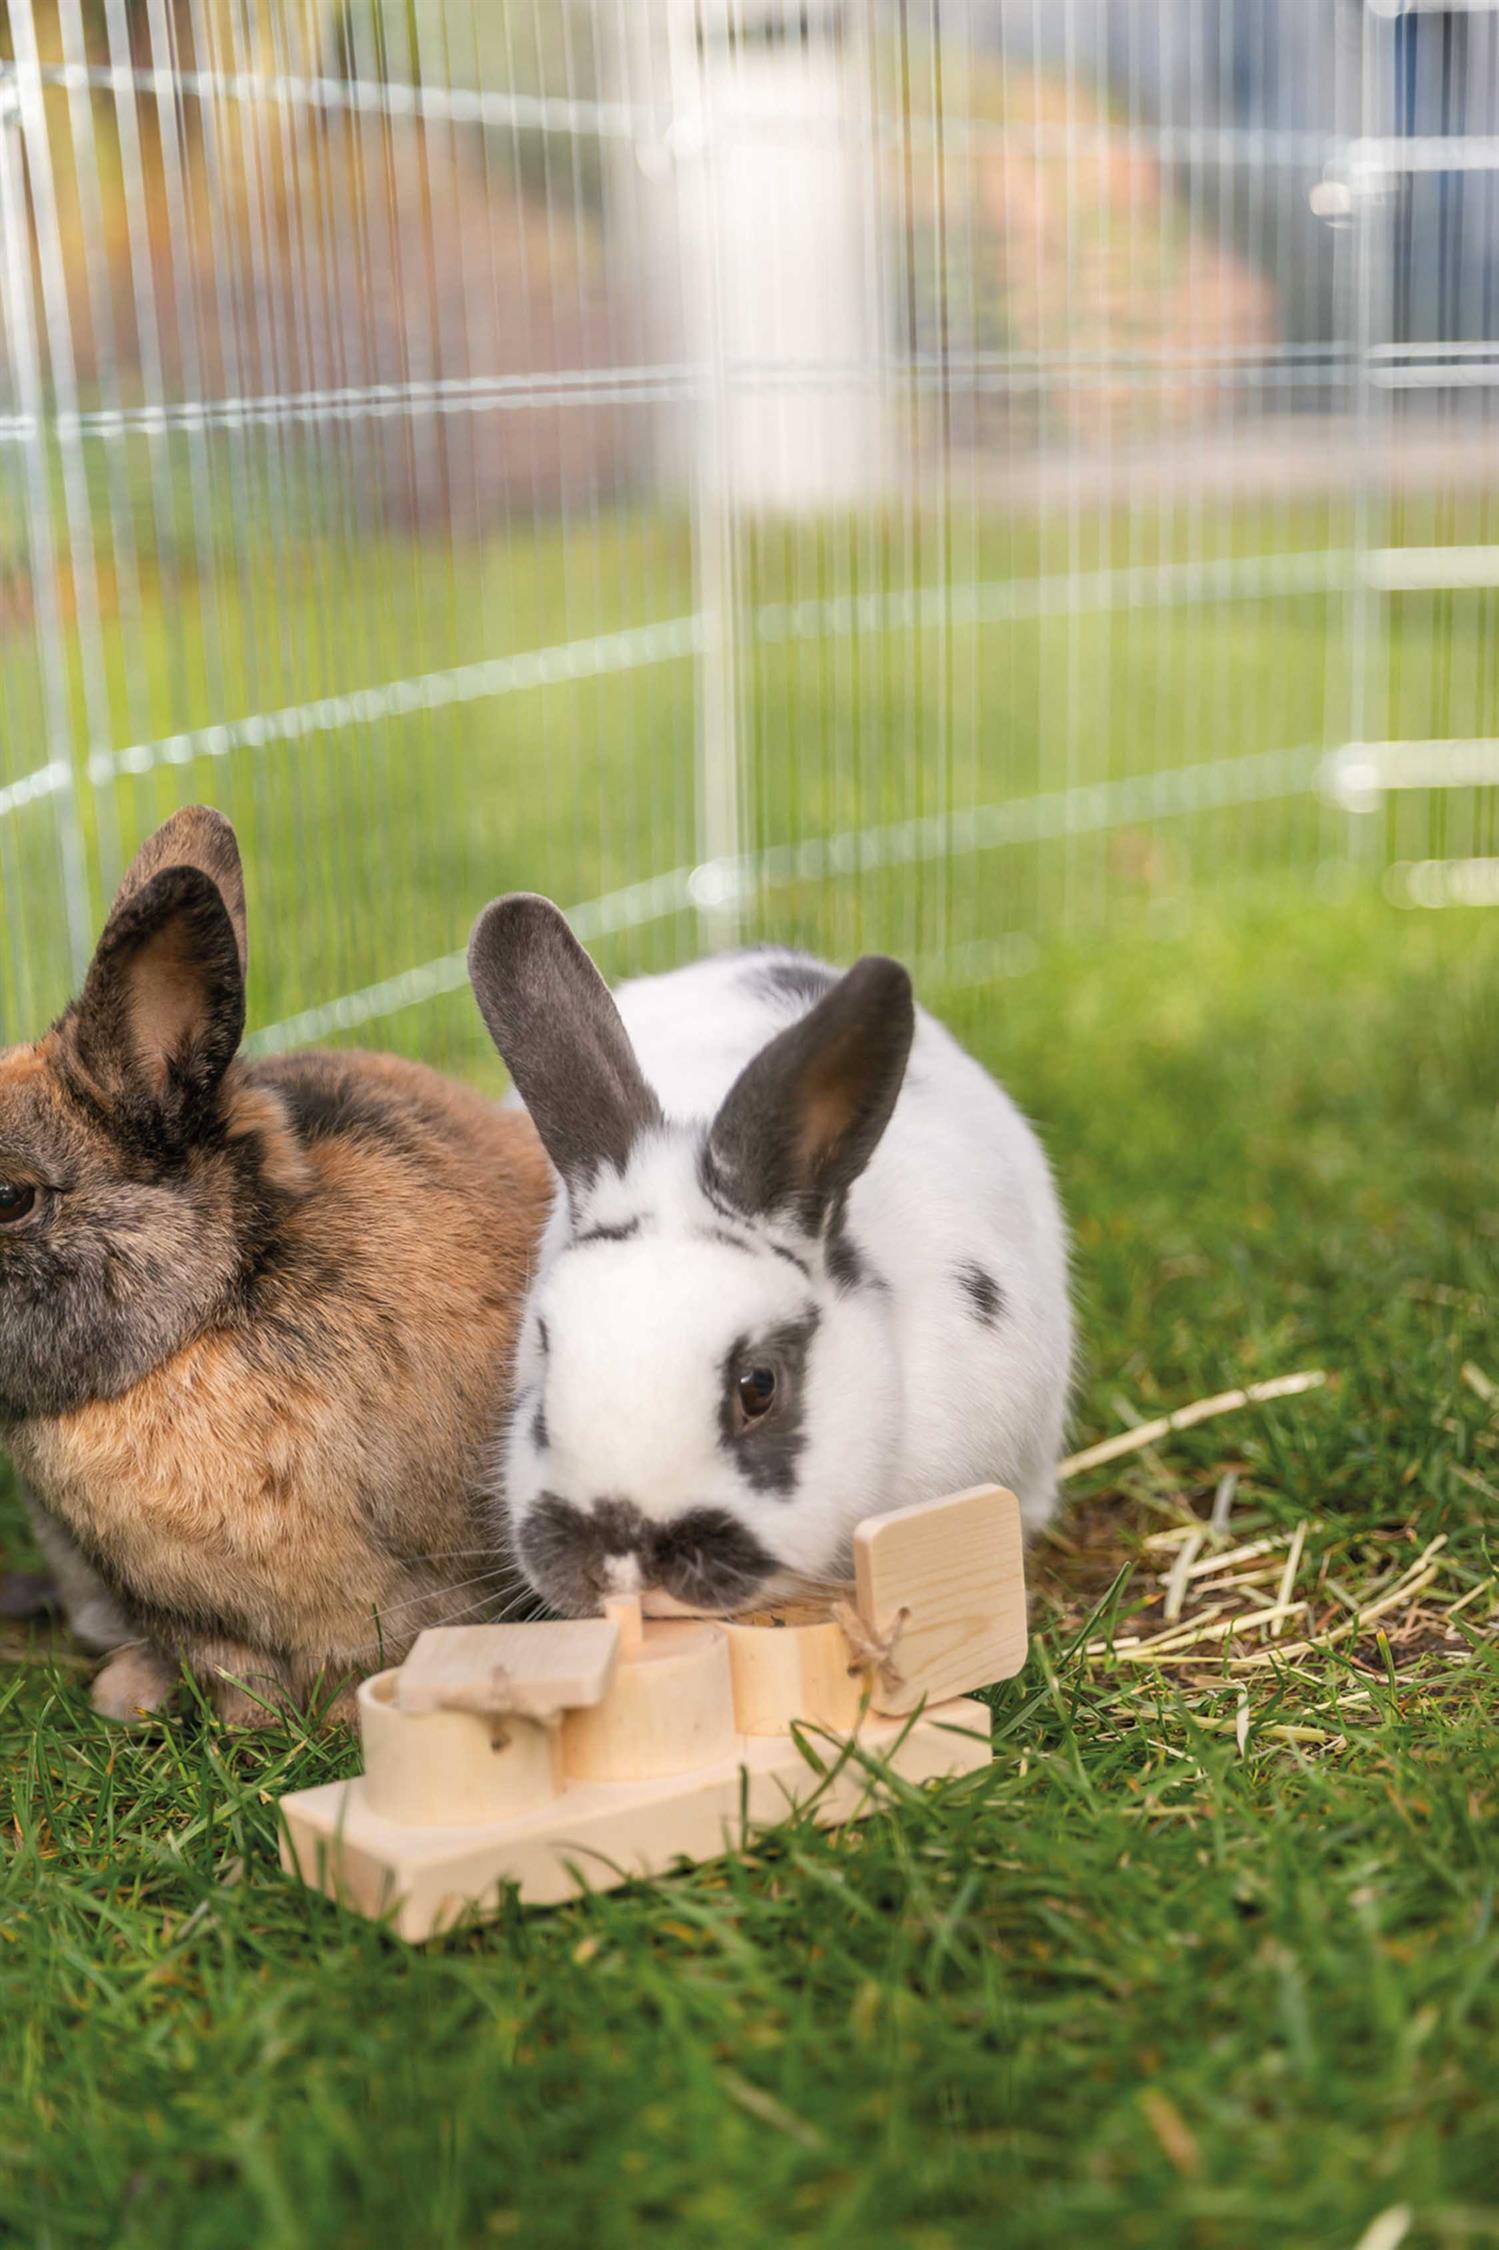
[{"left": 91, "top": 1644, "right": 177, "bottom": 1723}]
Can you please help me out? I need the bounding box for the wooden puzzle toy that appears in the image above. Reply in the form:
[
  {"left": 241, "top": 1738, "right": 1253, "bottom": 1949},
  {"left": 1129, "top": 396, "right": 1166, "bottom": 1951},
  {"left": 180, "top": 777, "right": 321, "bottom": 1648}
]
[{"left": 278, "top": 1483, "right": 1027, "bottom": 1939}]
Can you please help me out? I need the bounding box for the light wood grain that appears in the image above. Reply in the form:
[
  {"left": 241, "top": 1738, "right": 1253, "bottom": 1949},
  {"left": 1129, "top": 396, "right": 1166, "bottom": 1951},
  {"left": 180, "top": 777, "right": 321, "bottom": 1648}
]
[
  {"left": 280, "top": 1697, "right": 992, "bottom": 1935},
  {"left": 853, "top": 1484, "right": 1027, "bottom": 1715},
  {"left": 563, "top": 1619, "right": 736, "bottom": 1782},
  {"left": 722, "top": 1614, "right": 866, "bottom": 1736},
  {"left": 396, "top": 1620, "right": 619, "bottom": 1720},
  {"left": 360, "top": 1671, "right": 562, "bottom": 1826}
]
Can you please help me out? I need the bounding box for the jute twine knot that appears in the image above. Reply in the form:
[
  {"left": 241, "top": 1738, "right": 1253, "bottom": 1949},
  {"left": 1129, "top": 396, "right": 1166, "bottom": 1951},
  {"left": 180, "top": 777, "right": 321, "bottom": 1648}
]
[
  {"left": 435, "top": 1666, "right": 516, "bottom": 1750},
  {"left": 832, "top": 1600, "right": 910, "bottom": 1701}
]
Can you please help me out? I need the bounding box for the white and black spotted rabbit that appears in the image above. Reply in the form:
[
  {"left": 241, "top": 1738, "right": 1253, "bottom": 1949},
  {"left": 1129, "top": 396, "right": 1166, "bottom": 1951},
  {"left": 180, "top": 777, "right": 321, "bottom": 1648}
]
[{"left": 467, "top": 896, "right": 1073, "bottom": 1617}]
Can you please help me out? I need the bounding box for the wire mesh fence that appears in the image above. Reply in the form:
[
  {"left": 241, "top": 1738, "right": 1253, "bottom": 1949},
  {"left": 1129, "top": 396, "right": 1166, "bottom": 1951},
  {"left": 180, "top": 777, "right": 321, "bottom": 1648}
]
[{"left": 1, "top": 0, "right": 1496, "bottom": 1064}]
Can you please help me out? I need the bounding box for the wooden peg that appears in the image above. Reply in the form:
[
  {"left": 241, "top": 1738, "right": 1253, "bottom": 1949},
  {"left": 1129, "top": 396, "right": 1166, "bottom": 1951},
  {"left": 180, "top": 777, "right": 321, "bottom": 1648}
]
[{"left": 601, "top": 1592, "right": 644, "bottom": 1658}]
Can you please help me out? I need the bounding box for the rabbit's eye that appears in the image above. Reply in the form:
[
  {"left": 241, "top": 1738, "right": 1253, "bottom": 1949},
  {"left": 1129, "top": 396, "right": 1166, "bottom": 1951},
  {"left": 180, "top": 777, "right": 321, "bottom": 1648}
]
[
  {"left": 736, "top": 1365, "right": 778, "bottom": 1421},
  {"left": 0, "top": 1184, "right": 37, "bottom": 1226}
]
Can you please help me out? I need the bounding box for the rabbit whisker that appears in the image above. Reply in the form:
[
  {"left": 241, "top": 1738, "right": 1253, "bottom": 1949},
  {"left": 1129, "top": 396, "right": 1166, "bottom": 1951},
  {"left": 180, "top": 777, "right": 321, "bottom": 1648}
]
[{"left": 371, "top": 1564, "right": 523, "bottom": 1634}]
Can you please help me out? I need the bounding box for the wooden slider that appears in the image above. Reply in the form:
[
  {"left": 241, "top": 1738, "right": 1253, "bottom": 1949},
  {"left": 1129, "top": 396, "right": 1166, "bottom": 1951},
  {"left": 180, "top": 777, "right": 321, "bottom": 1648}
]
[{"left": 396, "top": 1620, "right": 619, "bottom": 1722}]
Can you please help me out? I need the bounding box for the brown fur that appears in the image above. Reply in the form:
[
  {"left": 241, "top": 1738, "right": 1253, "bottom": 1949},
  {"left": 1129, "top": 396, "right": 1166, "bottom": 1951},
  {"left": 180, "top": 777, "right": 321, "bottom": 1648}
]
[{"left": 0, "top": 810, "right": 552, "bottom": 1721}]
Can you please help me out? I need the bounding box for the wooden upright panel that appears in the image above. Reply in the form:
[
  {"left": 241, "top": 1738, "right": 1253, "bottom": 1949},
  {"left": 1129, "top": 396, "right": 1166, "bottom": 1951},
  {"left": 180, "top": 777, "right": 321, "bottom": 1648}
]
[{"left": 852, "top": 1484, "right": 1027, "bottom": 1715}]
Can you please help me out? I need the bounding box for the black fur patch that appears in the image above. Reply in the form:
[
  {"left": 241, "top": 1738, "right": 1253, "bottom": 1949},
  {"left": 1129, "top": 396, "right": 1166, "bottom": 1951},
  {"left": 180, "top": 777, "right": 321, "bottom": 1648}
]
[
  {"left": 957, "top": 1261, "right": 1005, "bottom": 1326},
  {"left": 697, "top": 1148, "right": 816, "bottom": 1275},
  {"left": 752, "top": 955, "right": 838, "bottom": 1009},
  {"left": 704, "top": 1225, "right": 756, "bottom": 1258},
  {"left": 573, "top": 1218, "right": 641, "bottom": 1248},
  {"left": 535, "top": 1316, "right": 549, "bottom": 1358},
  {"left": 825, "top": 1226, "right": 875, "bottom": 1292},
  {"left": 518, "top": 1492, "right": 774, "bottom": 1615},
  {"left": 647, "top": 1509, "right": 777, "bottom": 1612},
  {"left": 697, "top": 1141, "right": 750, "bottom": 1229},
  {"left": 530, "top": 1392, "right": 549, "bottom": 1452},
  {"left": 278, "top": 1065, "right": 424, "bottom": 1162},
  {"left": 717, "top": 1310, "right": 819, "bottom": 1495}
]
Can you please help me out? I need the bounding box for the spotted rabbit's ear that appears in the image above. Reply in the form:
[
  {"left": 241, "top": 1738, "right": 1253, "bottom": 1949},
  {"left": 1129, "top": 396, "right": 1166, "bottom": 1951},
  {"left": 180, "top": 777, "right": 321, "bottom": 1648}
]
[
  {"left": 707, "top": 956, "right": 914, "bottom": 1229},
  {"left": 468, "top": 894, "right": 662, "bottom": 1194}
]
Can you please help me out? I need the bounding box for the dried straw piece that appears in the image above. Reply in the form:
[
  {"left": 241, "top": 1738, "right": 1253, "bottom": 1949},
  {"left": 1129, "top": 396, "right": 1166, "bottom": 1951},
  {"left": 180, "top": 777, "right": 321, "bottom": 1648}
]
[
  {"left": 1060, "top": 1370, "right": 1327, "bottom": 1480},
  {"left": 1272, "top": 1521, "right": 1308, "bottom": 1638}
]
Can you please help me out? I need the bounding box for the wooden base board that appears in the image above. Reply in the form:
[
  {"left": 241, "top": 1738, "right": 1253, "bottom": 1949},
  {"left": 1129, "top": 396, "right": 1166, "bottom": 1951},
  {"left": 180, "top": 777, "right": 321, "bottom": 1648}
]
[{"left": 280, "top": 1698, "right": 991, "bottom": 1940}]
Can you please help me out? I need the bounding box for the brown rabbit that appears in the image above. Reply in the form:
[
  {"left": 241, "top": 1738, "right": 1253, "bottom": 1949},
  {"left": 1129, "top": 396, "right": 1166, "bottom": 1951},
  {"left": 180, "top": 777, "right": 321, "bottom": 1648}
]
[{"left": 0, "top": 807, "right": 552, "bottom": 1722}]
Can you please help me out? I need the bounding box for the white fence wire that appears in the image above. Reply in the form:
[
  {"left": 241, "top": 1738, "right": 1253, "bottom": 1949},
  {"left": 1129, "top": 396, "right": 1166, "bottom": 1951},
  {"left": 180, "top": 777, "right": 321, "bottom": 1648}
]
[{"left": 1, "top": 0, "right": 1497, "bottom": 1060}]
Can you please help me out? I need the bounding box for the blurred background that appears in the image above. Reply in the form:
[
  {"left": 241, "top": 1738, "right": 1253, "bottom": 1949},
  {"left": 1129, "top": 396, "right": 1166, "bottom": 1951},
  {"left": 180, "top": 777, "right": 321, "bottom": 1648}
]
[{"left": 0, "top": 0, "right": 1495, "bottom": 1060}]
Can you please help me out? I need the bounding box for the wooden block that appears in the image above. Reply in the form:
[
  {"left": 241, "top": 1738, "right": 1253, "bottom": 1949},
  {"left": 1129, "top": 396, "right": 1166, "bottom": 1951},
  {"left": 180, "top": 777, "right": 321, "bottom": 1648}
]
[
  {"left": 853, "top": 1484, "right": 1027, "bottom": 1716},
  {"left": 563, "top": 1619, "right": 736, "bottom": 1783},
  {"left": 396, "top": 1620, "right": 619, "bottom": 1722},
  {"left": 279, "top": 1696, "right": 992, "bottom": 1937},
  {"left": 721, "top": 1613, "right": 866, "bottom": 1736},
  {"left": 362, "top": 1670, "right": 561, "bottom": 1826}
]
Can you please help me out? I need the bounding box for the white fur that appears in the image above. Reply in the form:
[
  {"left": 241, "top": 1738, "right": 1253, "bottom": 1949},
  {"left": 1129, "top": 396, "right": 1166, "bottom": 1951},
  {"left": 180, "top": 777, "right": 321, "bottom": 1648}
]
[{"left": 500, "top": 949, "right": 1072, "bottom": 1606}]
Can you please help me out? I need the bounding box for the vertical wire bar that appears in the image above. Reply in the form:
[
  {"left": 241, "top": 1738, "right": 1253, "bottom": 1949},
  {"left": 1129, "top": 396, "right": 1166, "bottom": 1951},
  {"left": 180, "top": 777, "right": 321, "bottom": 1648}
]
[
  {"left": 101, "top": 0, "right": 185, "bottom": 813},
  {"left": 0, "top": 74, "right": 91, "bottom": 979},
  {"left": 689, "top": 0, "right": 744, "bottom": 951},
  {"left": 56, "top": 0, "right": 147, "bottom": 873},
  {"left": 1347, "top": 0, "right": 1392, "bottom": 877},
  {"left": 10, "top": 0, "right": 114, "bottom": 866}
]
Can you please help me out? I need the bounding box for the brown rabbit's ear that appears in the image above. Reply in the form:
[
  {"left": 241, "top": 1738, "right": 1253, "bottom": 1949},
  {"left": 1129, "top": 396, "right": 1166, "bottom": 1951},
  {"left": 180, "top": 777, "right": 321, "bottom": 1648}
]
[
  {"left": 468, "top": 894, "right": 661, "bottom": 1192},
  {"left": 107, "top": 806, "right": 247, "bottom": 978},
  {"left": 65, "top": 863, "right": 246, "bottom": 1142},
  {"left": 708, "top": 956, "right": 914, "bottom": 1226}
]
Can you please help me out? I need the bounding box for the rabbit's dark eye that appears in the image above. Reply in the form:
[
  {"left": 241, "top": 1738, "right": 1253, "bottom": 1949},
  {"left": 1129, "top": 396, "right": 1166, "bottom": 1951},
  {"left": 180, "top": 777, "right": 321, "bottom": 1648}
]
[
  {"left": 0, "top": 1184, "right": 37, "bottom": 1226},
  {"left": 736, "top": 1365, "right": 777, "bottom": 1420}
]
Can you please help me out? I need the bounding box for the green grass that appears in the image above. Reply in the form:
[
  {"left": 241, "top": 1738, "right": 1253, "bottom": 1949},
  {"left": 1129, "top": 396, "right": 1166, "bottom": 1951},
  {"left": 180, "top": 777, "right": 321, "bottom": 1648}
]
[
  {"left": 2, "top": 883, "right": 1496, "bottom": 2247},
  {"left": 7, "top": 491, "right": 1499, "bottom": 1050}
]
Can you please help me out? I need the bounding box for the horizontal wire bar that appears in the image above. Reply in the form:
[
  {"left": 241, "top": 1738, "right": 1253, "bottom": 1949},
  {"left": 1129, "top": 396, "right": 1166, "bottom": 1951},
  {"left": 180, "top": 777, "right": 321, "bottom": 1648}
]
[
  {"left": 0, "top": 759, "right": 71, "bottom": 821},
  {"left": 246, "top": 742, "right": 1325, "bottom": 1054},
  {"left": 244, "top": 867, "right": 697, "bottom": 1055},
  {"left": 0, "top": 365, "right": 699, "bottom": 442},
  {"left": 1370, "top": 362, "right": 1499, "bottom": 392},
  {"left": 14, "top": 62, "right": 1348, "bottom": 167},
  {"left": 1386, "top": 858, "right": 1499, "bottom": 909},
  {"left": 0, "top": 349, "right": 1360, "bottom": 447},
  {"left": 1350, "top": 133, "right": 1499, "bottom": 175},
  {"left": 752, "top": 549, "right": 1353, "bottom": 644},
  {"left": 15, "top": 59, "right": 658, "bottom": 142},
  {"left": 0, "top": 549, "right": 1355, "bottom": 804},
  {"left": 1327, "top": 740, "right": 1499, "bottom": 799},
  {"left": 1367, "top": 340, "right": 1499, "bottom": 360},
  {"left": 1362, "top": 546, "right": 1499, "bottom": 590},
  {"left": 84, "top": 614, "right": 706, "bottom": 784}
]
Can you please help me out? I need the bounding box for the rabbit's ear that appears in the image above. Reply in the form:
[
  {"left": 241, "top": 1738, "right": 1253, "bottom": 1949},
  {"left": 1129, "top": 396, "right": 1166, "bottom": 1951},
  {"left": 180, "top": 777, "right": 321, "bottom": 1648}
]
[
  {"left": 468, "top": 895, "right": 662, "bottom": 1191},
  {"left": 107, "top": 806, "right": 247, "bottom": 979},
  {"left": 65, "top": 861, "right": 246, "bottom": 1140},
  {"left": 709, "top": 956, "right": 914, "bottom": 1225}
]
